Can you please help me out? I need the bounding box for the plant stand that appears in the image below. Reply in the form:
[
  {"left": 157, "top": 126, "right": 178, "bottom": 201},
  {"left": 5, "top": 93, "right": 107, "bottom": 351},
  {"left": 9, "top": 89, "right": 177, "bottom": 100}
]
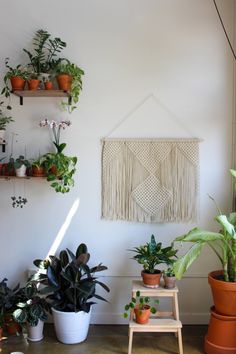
[{"left": 128, "top": 280, "right": 183, "bottom": 354}]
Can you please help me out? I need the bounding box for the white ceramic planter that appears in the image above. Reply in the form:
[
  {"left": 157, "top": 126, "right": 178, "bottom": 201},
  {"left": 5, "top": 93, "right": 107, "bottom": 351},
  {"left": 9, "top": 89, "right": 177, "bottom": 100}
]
[
  {"left": 15, "top": 165, "right": 27, "bottom": 177},
  {"left": 27, "top": 320, "right": 44, "bottom": 342},
  {"left": 52, "top": 307, "right": 91, "bottom": 344}
]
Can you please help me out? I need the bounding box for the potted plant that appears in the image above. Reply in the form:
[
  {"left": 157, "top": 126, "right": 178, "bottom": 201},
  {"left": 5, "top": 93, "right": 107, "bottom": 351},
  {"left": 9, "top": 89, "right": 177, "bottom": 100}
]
[
  {"left": 173, "top": 171, "right": 236, "bottom": 353},
  {"left": 23, "top": 29, "right": 66, "bottom": 81},
  {"left": 0, "top": 278, "right": 21, "bottom": 335},
  {"left": 1, "top": 58, "right": 28, "bottom": 101},
  {"left": 162, "top": 265, "right": 177, "bottom": 289},
  {"left": 39, "top": 119, "right": 77, "bottom": 193},
  {"left": 123, "top": 290, "right": 159, "bottom": 324},
  {"left": 13, "top": 282, "right": 50, "bottom": 341},
  {"left": 14, "top": 155, "right": 30, "bottom": 177},
  {"left": 0, "top": 101, "right": 14, "bottom": 143},
  {"left": 56, "top": 61, "right": 84, "bottom": 113},
  {"left": 130, "top": 235, "right": 178, "bottom": 288},
  {"left": 27, "top": 72, "right": 40, "bottom": 91},
  {"left": 32, "top": 155, "right": 47, "bottom": 177},
  {"left": 31, "top": 243, "right": 110, "bottom": 344}
]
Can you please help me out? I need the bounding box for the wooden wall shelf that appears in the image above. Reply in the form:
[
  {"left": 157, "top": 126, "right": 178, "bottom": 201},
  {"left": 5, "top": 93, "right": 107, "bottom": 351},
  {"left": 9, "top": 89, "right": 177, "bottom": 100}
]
[
  {"left": 0, "top": 176, "right": 46, "bottom": 180},
  {"left": 13, "top": 90, "right": 69, "bottom": 105}
]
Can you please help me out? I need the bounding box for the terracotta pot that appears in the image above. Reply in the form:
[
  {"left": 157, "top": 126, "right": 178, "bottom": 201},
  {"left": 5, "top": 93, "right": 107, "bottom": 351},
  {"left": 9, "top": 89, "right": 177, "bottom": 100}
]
[
  {"left": 0, "top": 327, "right": 3, "bottom": 340},
  {"left": 28, "top": 79, "right": 40, "bottom": 90},
  {"left": 134, "top": 305, "right": 151, "bottom": 324},
  {"left": 163, "top": 275, "right": 176, "bottom": 289},
  {"left": 2, "top": 163, "right": 15, "bottom": 176},
  {"left": 4, "top": 314, "right": 21, "bottom": 335},
  {"left": 56, "top": 74, "right": 72, "bottom": 91},
  {"left": 208, "top": 270, "right": 236, "bottom": 316},
  {"left": 205, "top": 306, "right": 236, "bottom": 354},
  {"left": 10, "top": 76, "right": 25, "bottom": 91},
  {"left": 141, "top": 270, "right": 161, "bottom": 288},
  {"left": 44, "top": 81, "right": 53, "bottom": 90},
  {"left": 32, "top": 166, "right": 45, "bottom": 177}
]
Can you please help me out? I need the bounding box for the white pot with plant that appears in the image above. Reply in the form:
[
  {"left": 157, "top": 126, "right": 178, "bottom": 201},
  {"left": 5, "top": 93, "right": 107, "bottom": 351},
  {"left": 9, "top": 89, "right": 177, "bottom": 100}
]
[
  {"left": 32, "top": 243, "right": 110, "bottom": 344},
  {"left": 13, "top": 283, "right": 50, "bottom": 342},
  {"left": 14, "top": 155, "right": 30, "bottom": 177}
]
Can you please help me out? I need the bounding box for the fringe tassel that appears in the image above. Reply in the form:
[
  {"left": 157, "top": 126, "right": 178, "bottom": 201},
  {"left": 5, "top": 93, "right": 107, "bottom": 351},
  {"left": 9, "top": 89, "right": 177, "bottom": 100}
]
[{"left": 101, "top": 139, "right": 199, "bottom": 223}]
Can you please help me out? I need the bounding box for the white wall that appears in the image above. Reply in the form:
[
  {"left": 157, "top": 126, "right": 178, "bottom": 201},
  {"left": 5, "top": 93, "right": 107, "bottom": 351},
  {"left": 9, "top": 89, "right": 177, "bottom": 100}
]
[{"left": 0, "top": 0, "right": 235, "bottom": 324}]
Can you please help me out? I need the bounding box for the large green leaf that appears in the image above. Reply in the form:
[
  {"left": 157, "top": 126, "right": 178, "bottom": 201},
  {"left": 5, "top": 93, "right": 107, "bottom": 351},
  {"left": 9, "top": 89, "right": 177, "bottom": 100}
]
[
  {"left": 175, "top": 228, "right": 223, "bottom": 243},
  {"left": 174, "top": 242, "right": 204, "bottom": 279},
  {"left": 216, "top": 215, "right": 236, "bottom": 239}
]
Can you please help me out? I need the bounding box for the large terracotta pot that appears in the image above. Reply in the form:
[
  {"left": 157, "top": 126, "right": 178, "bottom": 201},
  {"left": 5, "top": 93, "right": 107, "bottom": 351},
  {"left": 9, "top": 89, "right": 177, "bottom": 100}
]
[
  {"left": 141, "top": 270, "right": 161, "bottom": 288},
  {"left": 205, "top": 306, "right": 236, "bottom": 354},
  {"left": 10, "top": 76, "right": 25, "bottom": 91},
  {"left": 208, "top": 270, "right": 236, "bottom": 316},
  {"left": 56, "top": 74, "right": 72, "bottom": 91},
  {"left": 134, "top": 305, "right": 151, "bottom": 324}
]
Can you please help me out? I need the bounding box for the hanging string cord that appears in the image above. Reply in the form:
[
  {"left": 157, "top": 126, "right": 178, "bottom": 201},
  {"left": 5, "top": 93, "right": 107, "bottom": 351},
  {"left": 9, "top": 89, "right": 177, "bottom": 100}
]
[{"left": 213, "top": 0, "right": 236, "bottom": 61}]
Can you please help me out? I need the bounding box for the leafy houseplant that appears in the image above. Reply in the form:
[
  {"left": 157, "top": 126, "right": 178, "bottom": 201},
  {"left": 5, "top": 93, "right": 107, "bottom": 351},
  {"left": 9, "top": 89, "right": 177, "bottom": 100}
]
[
  {"left": 31, "top": 243, "right": 110, "bottom": 344},
  {"left": 1, "top": 58, "right": 28, "bottom": 105},
  {"left": 124, "top": 290, "right": 159, "bottom": 324},
  {"left": 13, "top": 283, "right": 50, "bottom": 326},
  {"left": 32, "top": 155, "right": 47, "bottom": 177},
  {"left": 39, "top": 119, "right": 77, "bottom": 193},
  {"left": 0, "top": 101, "right": 14, "bottom": 131},
  {"left": 130, "top": 235, "right": 178, "bottom": 287},
  {"left": 56, "top": 61, "right": 84, "bottom": 113},
  {"left": 23, "top": 29, "right": 66, "bottom": 75},
  {"left": 0, "top": 278, "right": 21, "bottom": 335},
  {"left": 14, "top": 155, "right": 31, "bottom": 177}
]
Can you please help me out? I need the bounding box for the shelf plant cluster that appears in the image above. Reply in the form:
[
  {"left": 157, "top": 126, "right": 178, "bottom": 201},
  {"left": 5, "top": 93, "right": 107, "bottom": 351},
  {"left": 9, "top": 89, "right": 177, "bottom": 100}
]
[{"left": 1, "top": 29, "right": 84, "bottom": 113}]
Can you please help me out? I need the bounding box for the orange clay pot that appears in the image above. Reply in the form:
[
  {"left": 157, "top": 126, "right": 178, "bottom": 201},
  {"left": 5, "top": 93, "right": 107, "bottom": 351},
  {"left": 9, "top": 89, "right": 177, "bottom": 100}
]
[
  {"left": 28, "top": 79, "right": 40, "bottom": 90},
  {"left": 32, "top": 166, "right": 45, "bottom": 177},
  {"left": 44, "top": 81, "right": 53, "bottom": 90},
  {"left": 0, "top": 327, "right": 3, "bottom": 340},
  {"left": 208, "top": 270, "right": 236, "bottom": 316},
  {"left": 10, "top": 76, "right": 25, "bottom": 91},
  {"left": 4, "top": 314, "right": 21, "bottom": 335},
  {"left": 56, "top": 74, "right": 72, "bottom": 91},
  {"left": 134, "top": 305, "right": 151, "bottom": 324},
  {"left": 141, "top": 270, "right": 161, "bottom": 288},
  {"left": 205, "top": 306, "right": 236, "bottom": 354}
]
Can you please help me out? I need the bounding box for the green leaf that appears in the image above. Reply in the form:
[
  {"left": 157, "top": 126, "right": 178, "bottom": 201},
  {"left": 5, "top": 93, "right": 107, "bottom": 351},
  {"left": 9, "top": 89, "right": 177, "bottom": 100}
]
[
  {"left": 175, "top": 227, "right": 223, "bottom": 243},
  {"left": 174, "top": 242, "right": 204, "bottom": 279},
  {"left": 216, "top": 215, "right": 236, "bottom": 239}
]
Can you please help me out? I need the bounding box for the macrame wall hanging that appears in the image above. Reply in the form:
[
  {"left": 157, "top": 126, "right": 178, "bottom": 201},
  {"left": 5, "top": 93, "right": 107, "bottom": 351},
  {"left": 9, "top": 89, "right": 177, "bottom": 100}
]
[{"left": 101, "top": 95, "right": 201, "bottom": 223}]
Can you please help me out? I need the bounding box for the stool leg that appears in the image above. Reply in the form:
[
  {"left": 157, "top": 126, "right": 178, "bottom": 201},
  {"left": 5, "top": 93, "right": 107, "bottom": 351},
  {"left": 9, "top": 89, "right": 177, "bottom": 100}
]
[
  {"left": 177, "top": 328, "right": 183, "bottom": 354},
  {"left": 128, "top": 328, "right": 133, "bottom": 354}
]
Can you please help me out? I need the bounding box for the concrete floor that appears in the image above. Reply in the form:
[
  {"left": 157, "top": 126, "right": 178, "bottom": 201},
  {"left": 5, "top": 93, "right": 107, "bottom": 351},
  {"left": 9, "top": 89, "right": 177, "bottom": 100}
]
[{"left": 0, "top": 324, "right": 207, "bottom": 354}]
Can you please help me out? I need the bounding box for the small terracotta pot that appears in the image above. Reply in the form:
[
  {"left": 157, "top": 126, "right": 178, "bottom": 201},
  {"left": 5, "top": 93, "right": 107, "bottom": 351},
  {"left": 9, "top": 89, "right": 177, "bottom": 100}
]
[
  {"left": 141, "top": 270, "right": 161, "bottom": 288},
  {"left": 0, "top": 327, "right": 3, "bottom": 340},
  {"left": 2, "top": 163, "right": 15, "bottom": 176},
  {"left": 10, "top": 76, "right": 25, "bottom": 91},
  {"left": 44, "top": 81, "right": 53, "bottom": 90},
  {"left": 57, "top": 74, "right": 72, "bottom": 91},
  {"left": 32, "top": 166, "right": 45, "bottom": 177},
  {"left": 205, "top": 306, "right": 236, "bottom": 354},
  {"left": 163, "top": 275, "right": 176, "bottom": 289},
  {"left": 134, "top": 305, "right": 151, "bottom": 324},
  {"left": 208, "top": 270, "right": 236, "bottom": 316},
  {"left": 4, "top": 314, "right": 21, "bottom": 335},
  {"left": 28, "top": 79, "right": 40, "bottom": 90}
]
